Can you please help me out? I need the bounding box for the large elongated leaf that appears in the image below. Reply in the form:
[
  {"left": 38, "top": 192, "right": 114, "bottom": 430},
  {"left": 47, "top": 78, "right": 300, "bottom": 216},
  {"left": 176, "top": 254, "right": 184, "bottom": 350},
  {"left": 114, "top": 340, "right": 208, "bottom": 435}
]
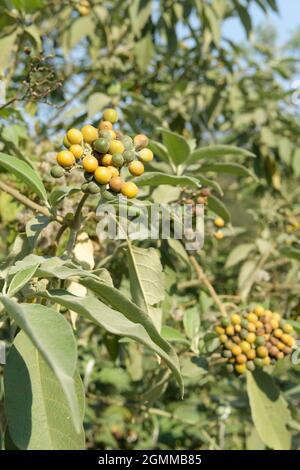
[
  {"left": 200, "top": 162, "right": 257, "bottom": 179},
  {"left": 26, "top": 215, "right": 51, "bottom": 249},
  {"left": 38, "top": 289, "right": 183, "bottom": 395},
  {"left": 225, "top": 244, "right": 255, "bottom": 269},
  {"left": 4, "top": 332, "right": 85, "bottom": 450},
  {"left": 207, "top": 194, "right": 231, "bottom": 223},
  {"left": 0, "top": 298, "right": 81, "bottom": 433},
  {"left": 247, "top": 370, "right": 291, "bottom": 450},
  {"left": 0, "top": 153, "right": 48, "bottom": 203},
  {"left": 133, "top": 172, "right": 201, "bottom": 188},
  {"left": 188, "top": 145, "right": 255, "bottom": 164},
  {"left": 7, "top": 263, "right": 39, "bottom": 297},
  {"left": 148, "top": 139, "right": 170, "bottom": 164},
  {"left": 158, "top": 128, "right": 191, "bottom": 166}
]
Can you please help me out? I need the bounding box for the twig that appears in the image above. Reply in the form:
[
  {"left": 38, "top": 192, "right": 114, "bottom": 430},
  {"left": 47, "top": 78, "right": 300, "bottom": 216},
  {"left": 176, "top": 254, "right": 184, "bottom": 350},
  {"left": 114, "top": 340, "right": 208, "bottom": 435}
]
[
  {"left": 189, "top": 255, "right": 227, "bottom": 317},
  {"left": 0, "top": 180, "right": 50, "bottom": 217},
  {"left": 66, "top": 193, "right": 89, "bottom": 255}
]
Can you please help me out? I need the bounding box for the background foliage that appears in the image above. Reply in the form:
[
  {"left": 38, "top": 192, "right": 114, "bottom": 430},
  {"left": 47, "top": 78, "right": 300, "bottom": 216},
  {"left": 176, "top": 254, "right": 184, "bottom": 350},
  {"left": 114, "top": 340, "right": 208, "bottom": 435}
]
[{"left": 0, "top": 0, "right": 300, "bottom": 450}]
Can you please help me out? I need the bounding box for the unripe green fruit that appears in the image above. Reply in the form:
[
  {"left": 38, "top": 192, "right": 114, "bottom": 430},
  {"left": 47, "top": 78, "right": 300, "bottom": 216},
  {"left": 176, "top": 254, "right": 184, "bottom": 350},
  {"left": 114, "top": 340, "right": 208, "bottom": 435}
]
[
  {"left": 246, "top": 361, "right": 255, "bottom": 371},
  {"left": 65, "top": 212, "right": 74, "bottom": 222},
  {"left": 123, "top": 150, "right": 135, "bottom": 162},
  {"left": 81, "top": 182, "right": 89, "bottom": 192},
  {"left": 99, "top": 130, "right": 113, "bottom": 140},
  {"left": 93, "top": 138, "right": 110, "bottom": 153},
  {"left": 241, "top": 319, "right": 248, "bottom": 329},
  {"left": 226, "top": 364, "right": 234, "bottom": 372},
  {"left": 254, "top": 358, "right": 264, "bottom": 367},
  {"left": 241, "top": 329, "right": 248, "bottom": 339},
  {"left": 87, "top": 182, "right": 101, "bottom": 194},
  {"left": 256, "top": 336, "right": 265, "bottom": 346},
  {"left": 51, "top": 165, "right": 64, "bottom": 178},
  {"left": 122, "top": 135, "right": 134, "bottom": 150},
  {"left": 102, "top": 190, "right": 116, "bottom": 201},
  {"left": 112, "top": 153, "right": 124, "bottom": 167},
  {"left": 221, "top": 317, "right": 230, "bottom": 328},
  {"left": 223, "top": 350, "right": 232, "bottom": 358}
]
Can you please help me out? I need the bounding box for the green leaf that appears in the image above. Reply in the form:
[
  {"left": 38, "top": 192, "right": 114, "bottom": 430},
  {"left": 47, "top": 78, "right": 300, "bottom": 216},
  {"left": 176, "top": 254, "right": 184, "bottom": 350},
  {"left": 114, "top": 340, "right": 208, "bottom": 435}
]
[
  {"left": 188, "top": 145, "right": 255, "bottom": 164},
  {"left": 247, "top": 370, "right": 291, "bottom": 450},
  {"left": 158, "top": 128, "right": 191, "bottom": 166},
  {"left": 148, "top": 139, "right": 170, "bottom": 164},
  {"left": 0, "top": 298, "right": 81, "bottom": 433},
  {"left": 225, "top": 243, "right": 255, "bottom": 269},
  {"left": 195, "top": 174, "right": 223, "bottom": 196},
  {"left": 87, "top": 92, "right": 111, "bottom": 118},
  {"left": 0, "top": 153, "right": 48, "bottom": 203},
  {"left": 4, "top": 331, "right": 85, "bottom": 450},
  {"left": 207, "top": 195, "right": 230, "bottom": 223},
  {"left": 38, "top": 289, "right": 183, "bottom": 395},
  {"left": 233, "top": 1, "right": 252, "bottom": 37},
  {"left": 7, "top": 263, "right": 39, "bottom": 297},
  {"left": 129, "top": 0, "right": 152, "bottom": 37},
  {"left": 133, "top": 172, "right": 201, "bottom": 188},
  {"left": 183, "top": 307, "right": 200, "bottom": 340},
  {"left": 26, "top": 215, "right": 50, "bottom": 249},
  {"left": 49, "top": 187, "right": 80, "bottom": 207},
  {"left": 161, "top": 326, "right": 190, "bottom": 345},
  {"left": 280, "top": 247, "right": 300, "bottom": 262},
  {"left": 0, "top": 33, "right": 17, "bottom": 73},
  {"left": 134, "top": 33, "right": 154, "bottom": 72},
  {"left": 200, "top": 162, "right": 257, "bottom": 179}
]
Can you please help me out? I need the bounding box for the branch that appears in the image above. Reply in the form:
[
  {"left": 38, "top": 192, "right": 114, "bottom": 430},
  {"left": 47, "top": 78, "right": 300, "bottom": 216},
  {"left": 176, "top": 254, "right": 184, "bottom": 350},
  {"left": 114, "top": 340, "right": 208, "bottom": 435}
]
[
  {"left": 0, "top": 180, "right": 50, "bottom": 217},
  {"left": 189, "top": 255, "right": 227, "bottom": 317}
]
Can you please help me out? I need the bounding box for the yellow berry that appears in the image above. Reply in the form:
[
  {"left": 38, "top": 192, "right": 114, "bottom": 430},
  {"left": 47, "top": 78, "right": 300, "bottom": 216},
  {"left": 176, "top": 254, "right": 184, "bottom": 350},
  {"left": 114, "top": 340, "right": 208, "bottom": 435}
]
[
  {"left": 263, "top": 356, "right": 271, "bottom": 366},
  {"left": 226, "top": 325, "right": 235, "bottom": 336},
  {"left": 272, "top": 312, "right": 281, "bottom": 322},
  {"left": 247, "top": 313, "right": 258, "bottom": 323},
  {"left": 247, "top": 323, "right": 256, "bottom": 333},
  {"left": 235, "top": 324, "right": 241, "bottom": 333},
  {"left": 128, "top": 160, "right": 144, "bottom": 176},
  {"left": 56, "top": 150, "right": 75, "bottom": 167},
  {"left": 240, "top": 341, "right": 251, "bottom": 353},
  {"left": 82, "top": 155, "right": 98, "bottom": 173},
  {"left": 270, "top": 319, "right": 279, "bottom": 330},
  {"left": 63, "top": 135, "right": 71, "bottom": 148},
  {"left": 246, "top": 333, "right": 256, "bottom": 344},
  {"left": 94, "top": 166, "right": 112, "bottom": 184},
  {"left": 265, "top": 310, "right": 272, "bottom": 318},
  {"left": 219, "top": 334, "right": 227, "bottom": 343},
  {"left": 138, "top": 148, "right": 153, "bottom": 163},
  {"left": 69, "top": 144, "right": 83, "bottom": 159},
  {"left": 215, "top": 326, "right": 225, "bottom": 335},
  {"left": 134, "top": 134, "right": 149, "bottom": 149},
  {"left": 231, "top": 314, "right": 241, "bottom": 325},
  {"left": 214, "top": 230, "right": 224, "bottom": 240},
  {"left": 257, "top": 346, "right": 268, "bottom": 358},
  {"left": 109, "top": 140, "right": 125, "bottom": 154},
  {"left": 281, "top": 334, "right": 291, "bottom": 345},
  {"left": 109, "top": 176, "right": 123, "bottom": 193},
  {"left": 236, "top": 354, "right": 247, "bottom": 364},
  {"left": 255, "top": 305, "right": 265, "bottom": 316},
  {"left": 103, "top": 108, "right": 118, "bottom": 123},
  {"left": 67, "top": 128, "right": 83, "bottom": 145},
  {"left": 277, "top": 341, "right": 285, "bottom": 350},
  {"left": 255, "top": 321, "right": 263, "bottom": 329},
  {"left": 102, "top": 154, "right": 113, "bottom": 166},
  {"left": 214, "top": 217, "right": 225, "bottom": 228},
  {"left": 231, "top": 345, "right": 242, "bottom": 356},
  {"left": 98, "top": 120, "right": 113, "bottom": 131},
  {"left": 107, "top": 165, "right": 119, "bottom": 177},
  {"left": 283, "top": 323, "right": 293, "bottom": 334},
  {"left": 274, "top": 328, "right": 283, "bottom": 338},
  {"left": 246, "top": 349, "right": 256, "bottom": 360},
  {"left": 121, "top": 181, "right": 138, "bottom": 199},
  {"left": 235, "top": 364, "right": 246, "bottom": 374},
  {"left": 81, "top": 125, "right": 98, "bottom": 143}
]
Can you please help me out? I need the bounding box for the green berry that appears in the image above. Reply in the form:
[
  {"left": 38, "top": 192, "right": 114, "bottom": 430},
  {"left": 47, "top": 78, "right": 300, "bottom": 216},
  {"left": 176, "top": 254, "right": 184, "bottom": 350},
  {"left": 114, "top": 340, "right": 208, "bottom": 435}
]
[
  {"left": 223, "top": 350, "right": 232, "bottom": 358},
  {"left": 254, "top": 358, "right": 264, "bottom": 367},
  {"left": 241, "top": 319, "right": 248, "bottom": 329},
  {"left": 122, "top": 135, "right": 134, "bottom": 150},
  {"left": 246, "top": 361, "right": 255, "bottom": 371},
  {"left": 256, "top": 336, "right": 265, "bottom": 346},
  {"left": 93, "top": 138, "right": 110, "bottom": 153},
  {"left": 123, "top": 149, "right": 135, "bottom": 162},
  {"left": 102, "top": 189, "right": 116, "bottom": 201},
  {"left": 81, "top": 182, "right": 89, "bottom": 192},
  {"left": 112, "top": 153, "right": 124, "bottom": 167},
  {"left": 226, "top": 364, "right": 234, "bottom": 372},
  {"left": 50, "top": 165, "right": 64, "bottom": 178},
  {"left": 241, "top": 329, "right": 248, "bottom": 339},
  {"left": 99, "top": 130, "right": 113, "bottom": 140},
  {"left": 87, "top": 182, "right": 101, "bottom": 194},
  {"left": 221, "top": 317, "right": 230, "bottom": 328}
]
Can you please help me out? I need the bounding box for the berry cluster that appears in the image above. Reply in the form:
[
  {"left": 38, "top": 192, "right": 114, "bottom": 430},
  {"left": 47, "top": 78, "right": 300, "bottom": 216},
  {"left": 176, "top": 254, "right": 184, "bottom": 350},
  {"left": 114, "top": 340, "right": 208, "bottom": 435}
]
[
  {"left": 215, "top": 306, "right": 296, "bottom": 375},
  {"left": 50, "top": 109, "right": 153, "bottom": 200}
]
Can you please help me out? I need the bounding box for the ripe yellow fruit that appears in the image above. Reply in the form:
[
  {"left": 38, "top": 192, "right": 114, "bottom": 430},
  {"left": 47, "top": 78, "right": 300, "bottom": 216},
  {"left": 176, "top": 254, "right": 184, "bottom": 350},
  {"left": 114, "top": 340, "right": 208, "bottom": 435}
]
[
  {"left": 236, "top": 354, "right": 247, "bottom": 364},
  {"left": 255, "top": 321, "right": 263, "bottom": 329},
  {"left": 213, "top": 230, "right": 224, "bottom": 240},
  {"left": 274, "top": 328, "right": 283, "bottom": 338},
  {"left": 231, "top": 345, "right": 242, "bottom": 356},
  {"left": 277, "top": 341, "right": 285, "bottom": 351},
  {"left": 219, "top": 334, "right": 227, "bottom": 343},
  {"left": 82, "top": 155, "right": 98, "bottom": 173},
  {"left": 270, "top": 319, "right": 279, "bottom": 330},
  {"left": 265, "top": 310, "right": 272, "bottom": 318},
  {"left": 81, "top": 125, "right": 98, "bottom": 143},
  {"left": 255, "top": 305, "right": 265, "bottom": 316},
  {"left": 281, "top": 334, "right": 291, "bottom": 345},
  {"left": 57, "top": 150, "right": 75, "bottom": 167},
  {"left": 102, "top": 154, "right": 113, "bottom": 166},
  {"left": 109, "top": 139, "right": 125, "bottom": 154},
  {"left": 67, "top": 128, "right": 83, "bottom": 145},
  {"left": 98, "top": 120, "right": 113, "bottom": 131},
  {"left": 94, "top": 166, "right": 112, "bottom": 184},
  {"left": 235, "top": 364, "right": 246, "bottom": 374},
  {"left": 215, "top": 326, "right": 225, "bottom": 335},
  {"left": 134, "top": 134, "right": 149, "bottom": 149},
  {"left": 263, "top": 356, "right": 271, "bottom": 366},
  {"left": 240, "top": 341, "right": 251, "bottom": 353},
  {"left": 247, "top": 313, "right": 258, "bottom": 323},
  {"left": 69, "top": 144, "right": 83, "bottom": 159},
  {"left": 235, "top": 324, "right": 241, "bottom": 333},
  {"left": 63, "top": 135, "right": 71, "bottom": 148},
  {"left": 257, "top": 346, "right": 268, "bottom": 358},
  {"left": 138, "top": 148, "right": 153, "bottom": 163},
  {"left": 272, "top": 312, "right": 281, "bottom": 322},
  {"left": 103, "top": 108, "right": 118, "bottom": 123},
  {"left": 128, "top": 160, "right": 144, "bottom": 176},
  {"left": 214, "top": 217, "right": 225, "bottom": 228},
  {"left": 226, "top": 325, "right": 235, "bottom": 336},
  {"left": 247, "top": 323, "right": 256, "bottom": 333},
  {"left": 107, "top": 165, "right": 119, "bottom": 177},
  {"left": 283, "top": 323, "right": 293, "bottom": 334},
  {"left": 121, "top": 181, "right": 138, "bottom": 199},
  {"left": 231, "top": 314, "right": 241, "bottom": 325},
  {"left": 246, "top": 349, "right": 256, "bottom": 360},
  {"left": 246, "top": 333, "right": 256, "bottom": 344}
]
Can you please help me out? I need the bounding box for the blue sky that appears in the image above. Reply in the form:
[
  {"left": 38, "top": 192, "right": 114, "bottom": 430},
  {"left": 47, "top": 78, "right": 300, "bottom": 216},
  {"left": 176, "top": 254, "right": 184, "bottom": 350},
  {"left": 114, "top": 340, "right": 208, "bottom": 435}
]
[{"left": 223, "top": 0, "right": 300, "bottom": 43}]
